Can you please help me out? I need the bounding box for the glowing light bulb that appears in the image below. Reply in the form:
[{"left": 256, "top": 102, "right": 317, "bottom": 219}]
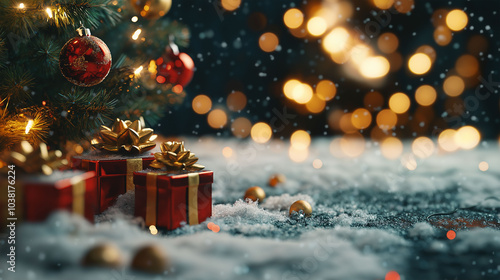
[
  {"left": 25, "top": 119, "right": 34, "bottom": 134},
  {"left": 132, "top": 29, "right": 142, "bottom": 40}
]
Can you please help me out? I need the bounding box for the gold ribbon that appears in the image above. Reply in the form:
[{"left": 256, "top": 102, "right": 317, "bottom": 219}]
[
  {"left": 126, "top": 158, "right": 143, "bottom": 192},
  {"left": 188, "top": 173, "right": 199, "bottom": 225},
  {"left": 70, "top": 176, "right": 86, "bottom": 215},
  {"left": 145, "top": 172, "right": 158, "bottom": 226}
]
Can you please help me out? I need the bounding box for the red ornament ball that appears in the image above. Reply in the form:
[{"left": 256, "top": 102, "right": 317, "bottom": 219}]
[
  {"left": 59, "top": 33, "right": 112, "bottom": 87},
  {"left": 156, "top": 50, "right": 194, "bottom": 87}
]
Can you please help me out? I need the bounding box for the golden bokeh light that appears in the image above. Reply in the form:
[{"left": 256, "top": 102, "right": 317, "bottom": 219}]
[
  {"left": 373, "top": 0, "right": 394, "bottom": 10},
  {"left": 207, "top": 109, "right": 228, "bottom": 129},
  {"left": 340, "top": 133, "right": 365, "bottom": 158},
  {"left": 443, "top": 75, "right": 465, "bottom": 97},
  {"left": 226, "top": 91, "right": 247, "bottom": 111},
  {"left": 360, "top": 56, "right": 390, "bottom": 79},
  {"left": 313, "top": 159, "right": 323, "bottom": 169},
  {"left": 192, "top": 94, "right": 212, "bottom": 114},
  {"left": 251, "top": 122, "right": 273, "bottom": 143},
  {"left": 376, "top": 109, "right": 398, "bottom": 130},
  {"left": 259, "top": 32, "right": 279, "bottom": 52},
  {"left": 408, "top": 53, "right": 432, "bottom": 75},
  {"left": 456, "top": 54, "right": 479, "bottom": 78},
  {"left": 339, "top": 113, "right": 357, "bottom": 133},
  {"left": 478, "top": 161, "right": 489, "bottom": 171},
  {"left": 350, "top": 44, "right": 372, "bottom": 66},
  {"left": 364, "top": 91, "right": 384, "bottom": 111},
  {"left": 415, "top": 85, "right": 437, "bottom": 106},
  {"left": 394, "top": 0, "right": 414, "bottom": 13},
  {"left": 389, "top": 92, "right": 411, "bottom": 114},
  {"left": 323, "top": 27, "right": 351, "bottom": 54},
  {"left": 438, "top": 129, "right": 459, "bottom": 152},
  {"left": 315, "top": 80, "right": 337, "bottom": 101},
  {"left": 351, "top": 108, "right": 372, "bottom": 129},
  {"left": 222, "top": 146, "right": 233, "bottom": 158},
  {"left": 289, "top": 146, "right": 309, "bottom": 162},
  {"left": 446, "top": 9, "right": 468, "bottom": 31},
  {"left": 290, "top": 130, "right": 311, "bottom": 150},
  {"left": 283, "top": 79, "right": 301, "bottom": 99},
  {"left": 412, "top": 137, "right": 435, "bottom": 158},
  {"left": 380, "top": 137, "right": 403, "bottom": 159},
  {"left": 454, "top": 126, "right": 480, "bottom": 150},
  {"left": 231, "top": 117, "right": 252, "bottom": 138},
  {"left": 305, "top": 95, "right": 326, "bottom": 113},
  {"left": 307, "top": 17, "right": 328, "bottom": 36},
  {"left": 283, "top": 8, "right": 304, "bottom": 29},
  {"left": 401, "top": 153, "right": 417, "bottom": 170},
  {"left": 434, "top": 26, "right": 452, "bottom": 46},
  {"left": 292, "top": 83, "right": 313, "bottom": 104},
  {"left": 378, "top": 32, "right": 399, "bottom": 54},
  {"left": 221, "top": 0, "right": 241, "bottom": 11},
  {"left": 416, "top": 45, "right": 436, "bottom": 63}
]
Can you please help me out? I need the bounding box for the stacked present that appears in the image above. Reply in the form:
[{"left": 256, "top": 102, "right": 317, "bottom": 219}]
[
  {"left": 71, "top": 118, "right": 213, "bottom": 229},
  {"left": 1, "top": 117, "right": 213, "bottom": 231}
]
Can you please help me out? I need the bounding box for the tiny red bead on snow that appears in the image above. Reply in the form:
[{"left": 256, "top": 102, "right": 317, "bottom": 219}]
[
  {"left": 156, "top": 49, "right": 194, "bottom": 87},
  {"left": 59, "top": 35, "right": 112, "bottom": 87}
]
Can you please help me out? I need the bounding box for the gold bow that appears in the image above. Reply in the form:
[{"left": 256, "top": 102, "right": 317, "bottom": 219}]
[
  {"left": 92, "top": 118, "right": 157, "bottom": 153},
  {"left": 150, "top": 141, "right": 204, "bottom": 170},
  {"left": 0, "top": 141, "right": 68, "bottom": 175}
]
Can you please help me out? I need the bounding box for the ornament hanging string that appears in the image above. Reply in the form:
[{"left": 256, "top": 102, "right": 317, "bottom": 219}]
[{"left": 426, "top": 196, "right": 500, "bottom": 221}]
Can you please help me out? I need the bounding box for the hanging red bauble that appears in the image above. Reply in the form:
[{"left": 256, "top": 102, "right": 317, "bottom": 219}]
[
  {"left": 156, "top": 44, "right": 194, "bottom": 88},
  {"left": 59, "top": 27, "right": 112, "bottom": 87}
]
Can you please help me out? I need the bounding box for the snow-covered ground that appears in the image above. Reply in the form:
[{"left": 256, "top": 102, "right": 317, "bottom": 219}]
[{"left": 2, "top": 138, "right": 500, "bottom": 280}]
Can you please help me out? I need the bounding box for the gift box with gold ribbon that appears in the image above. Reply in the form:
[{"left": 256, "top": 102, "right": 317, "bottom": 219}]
[
  {"left": 0, "top": 170, "right": 97, "bottom": 224},
  {"left": 72, "top": 154, "right": 154, "bottom": 213},
  {"left": 72, "top": 117, "right": 158, "bottom": 213},
  {"left": 133, "top": 169, "right": 213, "bottom": 230},
  {"left": 0, "top": 141, "right": 97, "bottom": 225}
]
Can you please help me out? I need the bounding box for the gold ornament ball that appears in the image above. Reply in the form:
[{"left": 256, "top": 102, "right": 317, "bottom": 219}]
[
  {"left": 289, "top": 200, "right": 313, "bottom": 217},
  {"left": 131, "top": 245, "right": 169, "bottom": 274},
  {"left": 244, "top": 186, "right": 266, "bottom": 202},
  {"left": 81, "top": 243, "right": 123, "bottom": 268},
  {"left": 131, "top": 0, "right": 172, "bottom": 20},
  {"left": 268, "top": 173, "right": 286, "bottom": 187}
]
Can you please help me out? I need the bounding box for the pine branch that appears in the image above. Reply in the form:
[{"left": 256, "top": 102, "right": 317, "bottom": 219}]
[
  {"left": 0, "top": 65, "right": 34, "bottom": 106},
  {"left": 0, "top": 0, "right": 122, "bottom": 37},
  {"left": 54, "top": 87, "right": 117, "bottom": 140},
  {"left": 31, "top": 36, "right": 60, "bottom": 77}
]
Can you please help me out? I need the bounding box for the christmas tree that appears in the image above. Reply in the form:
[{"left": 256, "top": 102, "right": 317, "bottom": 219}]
[{"left": 0, "top": 0, "right": 190, "bottom": 153}]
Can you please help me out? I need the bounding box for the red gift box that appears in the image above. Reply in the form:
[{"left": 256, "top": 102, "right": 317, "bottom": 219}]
[
  {"left": 1, "top": 170, "right": 97, "bottom": 224},
  {"left": 134, "top": 170, "right": 213, "bottom": 230},
  {"left": 72, "top": 154, "right": 154, "bottom": 213}
]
